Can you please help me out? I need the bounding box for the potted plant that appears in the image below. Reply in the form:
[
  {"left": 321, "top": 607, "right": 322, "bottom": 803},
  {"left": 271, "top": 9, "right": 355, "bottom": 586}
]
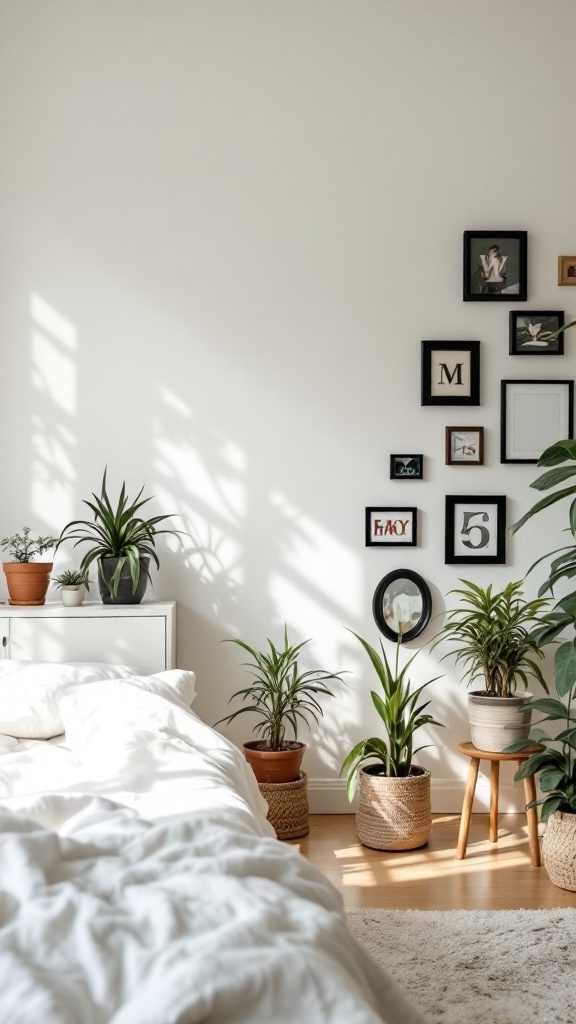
[
  {"left": 341, "top": 631, "right": 444, "bottom": 851},
  {"left": 51, "top": 568, "right": 90, "bottom": 607},
  {"left": 56, "top": 470, "right": 182, "bottom": 604},
  {"left": 508, "top": 438, "right": 576, "bottom": 889},
  {"left": 1, "top": 527, "right": 58, "bottom": 606},
  {"left": 432, "top": 579, "right": 550, "bottom": 752}
]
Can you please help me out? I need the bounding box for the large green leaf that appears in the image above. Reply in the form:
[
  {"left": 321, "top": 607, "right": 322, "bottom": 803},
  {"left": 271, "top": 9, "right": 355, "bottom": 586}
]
[{"left": 554, "top": 641, "right": 576, "bottom": 698}]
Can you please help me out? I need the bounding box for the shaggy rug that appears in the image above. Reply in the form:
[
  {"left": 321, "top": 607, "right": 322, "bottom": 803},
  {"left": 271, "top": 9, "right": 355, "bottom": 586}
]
[{"left": 347, "top": 908, "right": 576, "bottom": 1024}]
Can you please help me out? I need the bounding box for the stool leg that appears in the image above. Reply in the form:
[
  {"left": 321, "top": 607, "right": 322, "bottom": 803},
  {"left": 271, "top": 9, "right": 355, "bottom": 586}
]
[
  {"left": 457, "top": 757, "right": 480, "bottom": 859},
  {"left": 489, "top": 760, "right": 499, "bottom": 842},
  {"left": 521, "top": 767, "right": 541, "bottom": 867}
]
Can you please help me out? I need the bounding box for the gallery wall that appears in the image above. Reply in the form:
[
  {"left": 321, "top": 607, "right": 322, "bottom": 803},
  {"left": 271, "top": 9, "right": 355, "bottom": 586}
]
[{"left": 1, "top": 0, "right": 575, "bottom": 810}]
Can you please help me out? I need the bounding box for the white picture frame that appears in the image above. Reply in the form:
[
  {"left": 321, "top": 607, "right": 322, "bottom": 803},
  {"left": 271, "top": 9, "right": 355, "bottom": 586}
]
[{"left": 501, "top": 380, "right": 574, "bottom": 464}]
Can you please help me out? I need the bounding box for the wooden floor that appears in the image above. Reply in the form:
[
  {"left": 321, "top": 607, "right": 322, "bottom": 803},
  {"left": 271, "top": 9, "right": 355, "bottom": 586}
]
[{"left": 292, "top": 813, "right": 576, "bottom": 911}]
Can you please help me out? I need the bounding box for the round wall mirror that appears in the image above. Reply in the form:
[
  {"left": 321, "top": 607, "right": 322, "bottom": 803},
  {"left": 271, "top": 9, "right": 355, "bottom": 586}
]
[{"left": 372, "top": 569, "right": 432, "bottom": 642}]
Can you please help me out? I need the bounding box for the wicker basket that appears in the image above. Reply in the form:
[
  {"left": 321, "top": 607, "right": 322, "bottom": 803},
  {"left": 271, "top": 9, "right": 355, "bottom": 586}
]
[
  {"left": 356, "top": 765, "right": 431, "bottom": 851},
  {"left": 258, "top": 771, "right": 309, "bottom": 840},
  {"left": 542, "top": 811, "right": 576, "bottom": 891}
]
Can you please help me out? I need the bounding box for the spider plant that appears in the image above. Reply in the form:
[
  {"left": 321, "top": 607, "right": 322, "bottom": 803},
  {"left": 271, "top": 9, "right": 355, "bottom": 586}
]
[{"left": 51, "top": 568, "right": 90, "bottom": 590}]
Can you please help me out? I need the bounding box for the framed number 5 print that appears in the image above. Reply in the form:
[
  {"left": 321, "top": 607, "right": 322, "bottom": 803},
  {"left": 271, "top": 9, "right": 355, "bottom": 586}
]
[{"left": 445, "top": 495, "right": 506, "bottom": 565}]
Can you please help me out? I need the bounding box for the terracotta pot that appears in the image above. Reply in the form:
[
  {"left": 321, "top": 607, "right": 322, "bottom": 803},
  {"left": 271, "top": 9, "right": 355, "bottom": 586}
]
[
  {"left": 3, "top": 562, "right": 53, "bottom": 606},
  {"left": 242, "top": 740, "right": 306, "bottom": 784},
  {"left": 355, "top": 764, "right": 432, "bottom": 851},
  {"left": 468, "top": 691, "right": 532, "bottom": 752}
]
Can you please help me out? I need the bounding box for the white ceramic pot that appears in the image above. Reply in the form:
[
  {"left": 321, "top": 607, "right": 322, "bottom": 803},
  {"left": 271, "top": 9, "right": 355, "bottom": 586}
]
[
  {"left": 60, "top": 585, "right": 86, "bottom": 607},
  {"left": 468, "top": 691, "right": 532, "bottom": 752}
]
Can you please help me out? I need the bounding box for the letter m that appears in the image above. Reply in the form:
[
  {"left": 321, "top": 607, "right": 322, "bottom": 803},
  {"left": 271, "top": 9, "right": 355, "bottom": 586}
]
[{"left": 438, "top": 362, "right": 463, "bottom": 386}]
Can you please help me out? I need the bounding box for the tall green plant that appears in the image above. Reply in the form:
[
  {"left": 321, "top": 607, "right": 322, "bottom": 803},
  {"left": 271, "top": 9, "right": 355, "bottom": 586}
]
[
  {"left": 215, "top": 627, "right": 343, "bottom": 751},
  {"left": 341, "top": 632, "right": 443, "bottom": 799}
]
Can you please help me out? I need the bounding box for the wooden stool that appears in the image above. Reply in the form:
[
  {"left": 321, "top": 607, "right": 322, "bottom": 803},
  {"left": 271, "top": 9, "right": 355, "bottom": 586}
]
[{"left": 456, "top": 741, "right": 544, "bottom": 866}]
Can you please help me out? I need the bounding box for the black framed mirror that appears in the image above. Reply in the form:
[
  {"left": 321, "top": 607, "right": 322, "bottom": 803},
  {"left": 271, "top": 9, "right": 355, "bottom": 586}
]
[{"left": 372, "top": 569, "right": 432, "bottom": 642}]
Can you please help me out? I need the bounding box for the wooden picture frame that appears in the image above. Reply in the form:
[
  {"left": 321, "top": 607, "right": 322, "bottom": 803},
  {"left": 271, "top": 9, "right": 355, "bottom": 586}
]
[
  {"left": 558, "top": 256, "right": 576, "bottom": 286},
  {"left": 445, "top": 427, "right": 484, "bottom": 466}
]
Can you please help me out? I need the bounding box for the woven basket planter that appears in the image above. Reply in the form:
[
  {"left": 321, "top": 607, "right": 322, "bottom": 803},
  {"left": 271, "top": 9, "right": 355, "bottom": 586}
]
[
  {"left": 356, "top": 765, "right": 431, "bottom": 851},
  {"left": 258, "top": 771, "right": 309, "bottom": 840},
  {"left": 542, "top": 811, "right": 576, "bottom": 891}
]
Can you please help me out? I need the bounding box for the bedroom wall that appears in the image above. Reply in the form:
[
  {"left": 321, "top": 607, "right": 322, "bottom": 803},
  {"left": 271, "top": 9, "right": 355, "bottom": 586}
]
[{"left": 1, "top": 0, "right": 575, "bottom": 811}]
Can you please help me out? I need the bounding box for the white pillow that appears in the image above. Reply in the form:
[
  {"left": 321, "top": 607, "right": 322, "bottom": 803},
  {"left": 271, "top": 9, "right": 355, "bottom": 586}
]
[
  {"left": 0, "top": 660, "right": 138, "bottom": 739},
  {"left": 147, "top": 669, "right": 196, "bottom": 707}
]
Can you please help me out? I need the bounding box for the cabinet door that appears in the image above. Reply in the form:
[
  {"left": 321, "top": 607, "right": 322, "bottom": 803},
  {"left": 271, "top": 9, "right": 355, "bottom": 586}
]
[{"left": 9, "top": 615, "right": 168, "bottom": 674}]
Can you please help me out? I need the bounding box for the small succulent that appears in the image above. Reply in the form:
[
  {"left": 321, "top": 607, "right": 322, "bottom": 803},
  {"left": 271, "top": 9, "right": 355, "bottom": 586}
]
[
  {"left": 1, "top": 527, "right": 57, "bottom": 563},
  {"left": 51, "top": 568, "right": 90, "bottom": 591}
]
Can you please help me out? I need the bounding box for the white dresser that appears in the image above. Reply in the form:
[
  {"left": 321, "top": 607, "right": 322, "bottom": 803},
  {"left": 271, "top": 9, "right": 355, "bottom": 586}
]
[{"left": 0, "top": 601, "right": 176, "bottom": 675}]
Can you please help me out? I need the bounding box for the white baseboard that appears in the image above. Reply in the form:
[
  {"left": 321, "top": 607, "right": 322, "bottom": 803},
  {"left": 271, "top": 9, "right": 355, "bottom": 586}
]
[{"left": 307, "top": 777, "right": 530, "bottom": 815}]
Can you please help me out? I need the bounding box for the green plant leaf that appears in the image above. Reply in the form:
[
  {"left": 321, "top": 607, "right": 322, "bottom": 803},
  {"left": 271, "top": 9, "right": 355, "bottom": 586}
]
[{"left": 554, "top": 641, "right": 576, "bottom": 698}]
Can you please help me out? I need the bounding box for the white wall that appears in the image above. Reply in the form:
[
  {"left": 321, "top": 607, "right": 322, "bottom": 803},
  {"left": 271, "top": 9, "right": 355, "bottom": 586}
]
[{"left": 1, "top": 1, "right": 575, "bottom": 811}]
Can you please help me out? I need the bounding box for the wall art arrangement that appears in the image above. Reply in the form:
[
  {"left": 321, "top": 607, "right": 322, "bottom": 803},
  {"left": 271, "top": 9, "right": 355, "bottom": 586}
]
[{"left": 366, "top": 230, "right": 574, "bottom": 567}]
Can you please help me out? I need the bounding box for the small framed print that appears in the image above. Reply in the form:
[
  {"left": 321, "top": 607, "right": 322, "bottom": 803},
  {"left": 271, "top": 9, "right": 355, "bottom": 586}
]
[
  {"left": 365, "top": 507, "right": 417, "bottom": 547},
  {"left": 390, "top": 454, "right": 423, "bottom": 480},
  {"left": 509, "top": 311, "right": 564, "bottom": 355},
  {"left": 421, "top": 340, "right": 480, "bottom": 406},
  {"left": 558, "top": 256, "right": 576, "bottom": 286},
  {"left": 463, "top": 231, "right": 527, "bottom": 301},
  {"left": 501, "top": 379, "right": 574, "bottom": 463},
  {"left": 445, "top": 427, "right": 484, "bottom": 466},
  {"left": 445, "top": 495, "right": 506, "bottom": 565}
]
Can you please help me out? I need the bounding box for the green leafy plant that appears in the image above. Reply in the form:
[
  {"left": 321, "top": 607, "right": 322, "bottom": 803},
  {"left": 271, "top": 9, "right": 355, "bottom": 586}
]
[
  {"left": 51, "top": 568, "right": 90, "bottom": 590},
  {"left": 341, "top": 632, "right": 443, "bottom": 800},
  {"left": 215, "top": 626, "right": 344, "bottom": 751},
  {"left": 1, "top": 527, "right": 57, "bottom": 563},
  {"left": 432, "top": 579, "right": 550, "bottom": 697},
  {"left": 56, "top": 469, "right": 182, "bottom": 598}
]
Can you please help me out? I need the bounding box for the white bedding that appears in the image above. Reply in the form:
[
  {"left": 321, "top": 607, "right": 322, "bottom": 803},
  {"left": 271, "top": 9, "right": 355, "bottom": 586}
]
[{"left": 0, "top": 670, "right": 425, "bottom": 1024}]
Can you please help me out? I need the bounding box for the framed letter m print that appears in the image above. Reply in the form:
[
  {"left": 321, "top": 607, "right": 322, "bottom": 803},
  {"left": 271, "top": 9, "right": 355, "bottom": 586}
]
[
  {"left": 445, "top": 495, "right": 506, "bottom": 565},
  {"left": 422, "top": 341, "right": 480, "bottom": 406}
]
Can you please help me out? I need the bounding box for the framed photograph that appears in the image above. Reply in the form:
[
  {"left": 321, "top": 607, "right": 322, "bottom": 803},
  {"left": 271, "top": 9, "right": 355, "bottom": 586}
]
[
  {"left": 365, "top": 507, "right": 417, "bottom": 547},
  {"left": 445, "top": 495, "right": 506, "bottom": 565},
  {"left": 509, "top": 311, "right": 564, "bottom": 355},
  {"left": 390, "top": 454, "right": 423, "bottom": 480},
  {"left": 421, "top": 340, "right": 480, "bottom": 406},
  {"left": 558, "top": 256, "right": 576, "bottom": 286},
  {"left": 445, "top": 427, "right": 484, "bottom": 465},
  {"left": 501, "top": 379, "right": 574, "bottom": 463},
  {"left": 463, "top": 230, "right": 527, "bottom": 301}
]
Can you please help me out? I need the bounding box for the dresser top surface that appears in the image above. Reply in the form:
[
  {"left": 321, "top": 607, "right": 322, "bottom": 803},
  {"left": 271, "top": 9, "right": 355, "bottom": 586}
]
[{"left": 0, "top": 601, "right": 176, "bottom": 618}]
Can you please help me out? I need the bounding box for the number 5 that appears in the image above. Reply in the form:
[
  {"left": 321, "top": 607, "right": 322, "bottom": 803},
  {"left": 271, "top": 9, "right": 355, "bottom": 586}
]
[{"left": 460, "top": 510, "right": 490, "bottom": 549}]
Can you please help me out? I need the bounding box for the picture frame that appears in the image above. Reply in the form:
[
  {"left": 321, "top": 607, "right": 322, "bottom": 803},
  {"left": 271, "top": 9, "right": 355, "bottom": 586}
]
[
  {"left": 500, "top": 379, "right": 574, "bottom": 464},
  {"left": 558, "top": 256, "right": 576, "bottom": 286},
  {"left": 445, "top": 495, "right": 506, "bottom": 565},
  {"left": 509, "top": 311, "right": 564, "bottom": 355},
  {"left": 463, "top": 230, "right": 527, "bottom": 301},
  {"left": 421, "top": 340, "right": 480, "bottom": 406},
  {"left": 365, "top": 507, "right": 418, "bottom": 547},
  {"left": 445, "top": 426, "right": 484, "bottom": 466},
  {"left": 390, "top": 454, "right": 423, "bottom": 480},
  {"left": 372, "top": 569, "right": 432, "bottom": 643}
]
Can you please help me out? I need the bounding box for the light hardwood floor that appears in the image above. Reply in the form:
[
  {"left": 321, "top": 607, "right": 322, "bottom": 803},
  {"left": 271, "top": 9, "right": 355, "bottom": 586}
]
[{"left": 293, "top": 813, "right": 576, "bottom": 911}]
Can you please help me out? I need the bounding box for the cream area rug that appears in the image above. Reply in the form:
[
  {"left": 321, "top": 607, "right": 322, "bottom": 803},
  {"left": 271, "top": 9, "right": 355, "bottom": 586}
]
[{"left": 347, "top": 908, "right": 576, "bottom": 1024}]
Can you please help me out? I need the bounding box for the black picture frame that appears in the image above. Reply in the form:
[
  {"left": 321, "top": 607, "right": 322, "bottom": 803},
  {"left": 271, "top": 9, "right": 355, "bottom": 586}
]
[
  {"left": 509, "top": 311, "right": 564, "bottom": 355},
  {"left": 365, "top": 507, "right": 418, "bottom": 547},
  {"left": 445, "top": 495, "right": 507, "bottom": 565},
  {"left": 463, "top": 230, "right": 527, "bottom": 302},
  {"left": 500, "top": 379, "right": 574, "bottom": 463},
  {"left": 390, "top": 454, "right": 423, "bottom": 480},
  {"left": 421, "top": 340, "right": 480, "bottom": 406},
  {"left": 372, "top": 569, "right": 432, "bottom": 643}
]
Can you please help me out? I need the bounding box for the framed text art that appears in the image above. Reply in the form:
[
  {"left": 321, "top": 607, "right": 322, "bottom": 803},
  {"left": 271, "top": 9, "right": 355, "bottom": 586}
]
[
  {"left": 421, "top": 340, "right": 480, "bottom": 406},
  {"left": 445, "top": 427, "right": 484, "bottom": 466},
  {"left": 509, "top": 311, "right": 564, "bottom": 355},
  {"left": 365, "top": 507, "right": 417, "bottom": 547},
  {"left": 463, "top": 231, "right": 527, "bottom": 301},
  {"left": 390, "top": 454, "right": 423, "bottom": 480},
  {"left": 558, "top": 256, "right": 576, "bottom": 286},
  {"left": 500, "top": 379, "right": 574, "bottom": 464},
  {"left": 445, "top": 495, "right": 506, "bottom": 565}
]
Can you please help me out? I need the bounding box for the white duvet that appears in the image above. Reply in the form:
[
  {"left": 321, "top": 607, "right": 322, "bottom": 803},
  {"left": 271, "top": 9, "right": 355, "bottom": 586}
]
[{"left": 0, "top": 673, "right": 424, "bottom": 1024}]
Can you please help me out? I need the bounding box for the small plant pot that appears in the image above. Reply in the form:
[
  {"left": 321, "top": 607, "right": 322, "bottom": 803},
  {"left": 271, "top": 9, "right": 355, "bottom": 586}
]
[
  {"left": 242, "top": 741, "right": 306, "bottom": 784},
  {"left": 468, "top": 691, "right": 532, "bottom": 753},
  {"left": 60, "top": 584, "right": 86, "bottom": 607},
  {"left": 3, "top": 562, "right": 53, "bottom": 606},
  {"left": 542, "top": 811, "right": 576, "bottom": 891},
  {"left": 356, "top": 764, "right": 432, "bottom": 851}
]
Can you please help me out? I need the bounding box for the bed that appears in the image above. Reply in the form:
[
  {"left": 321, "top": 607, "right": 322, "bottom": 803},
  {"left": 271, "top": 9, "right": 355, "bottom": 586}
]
[{"left": 0, "top": 656, "right": 425, "bottom": 1024}]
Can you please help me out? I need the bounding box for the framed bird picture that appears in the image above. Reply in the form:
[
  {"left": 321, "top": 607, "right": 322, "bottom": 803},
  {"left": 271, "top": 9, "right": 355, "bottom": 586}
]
[{"left": 509, "top": 311, "right": 564, "bottom": 355}]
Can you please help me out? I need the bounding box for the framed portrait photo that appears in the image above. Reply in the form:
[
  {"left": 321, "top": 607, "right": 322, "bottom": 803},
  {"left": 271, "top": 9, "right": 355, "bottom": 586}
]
[
  {"left": 365, "top": 507, "right": 417, "bottom": 547},
  {"left": 445, "top": 495, "right": 506, "bottom": 565},
  {"left": 509, "top": 311, "right": 564, "bottom": 355},
  {"left": 390, "top": 454, "right": 423, "bottom": 480},
  {"left": 421, "top": 340, "right": 480, "bottom": 406},
  {"left": 445, "top": 427, "right": 484, "bottom": 466},
  {"left": 558, "top": 256, "right": 576, "bottom": 286},
  {"left": 500, "top": 379, "right": 574, "bottom": 463},
  {"left": 463, "top": 230, "right": 527, "bottom": 301}
]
